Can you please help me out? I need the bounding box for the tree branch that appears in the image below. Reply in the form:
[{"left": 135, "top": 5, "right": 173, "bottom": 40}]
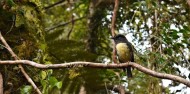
[
  {"left": 45, "top": 16, "right": 86, "bottom": 31},
  {"left": 0, "top": 32, "right": 42, "bottom": 94},
  {"left": 111, "top": 0, "right": 119, "bottom": 36},
  {"left": 0, "top": 60, "right": 190, "bottom": 87},
  {"left": 111, "top": 0, "right": 119, "bottom": 64},
  {"left": 187, "top": 0, "right": 190, "bottom": 7},
  {"left": 43, "top": 0, "right": 65, "bottom": 10}
]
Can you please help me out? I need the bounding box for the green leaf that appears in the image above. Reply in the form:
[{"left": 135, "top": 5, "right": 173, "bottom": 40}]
[
  {"left": 41, "top": 80, "right": 47, "bottom": 94},
  {"left": 47, "top": 69, "right": 53, "bottom": 75},
  {"left": 40, "top": 43, "right": 47, "bottom": 51},
  {"left": 165, "top": 48, "right": 172, "bottom": 55},
  {"left": 41, "top": 71, "right": 47, "bottom": 80},
  {"left": 170, "top": 29, "right": 179, "bottom": 39},
  {"left": 41, "top": 80, "right": 47, "bottom": 88},
  {"left": 49, "top": 77, "right": 58, "bottom": 86},
  {"left": 55, "top": 81, "right": 62, "bottom": 89},
  {"left": 7, "top": 0, "right": 16, "bottom": 6},
  {"left": 20, "top": 85, "right": 32, "bottom": 94}
]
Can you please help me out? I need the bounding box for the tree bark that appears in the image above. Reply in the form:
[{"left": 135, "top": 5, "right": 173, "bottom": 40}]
[{"left": 0, "top": 60, "right": 190, "bottom": 87}]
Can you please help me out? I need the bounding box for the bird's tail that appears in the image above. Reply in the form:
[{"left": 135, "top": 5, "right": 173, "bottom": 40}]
[{"left": 123, "top": 66, "right": 132, "bottom": 78}]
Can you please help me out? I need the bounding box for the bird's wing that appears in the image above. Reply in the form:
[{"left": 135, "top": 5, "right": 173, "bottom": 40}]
[{"left": 126, "top": 42, "right": 134, "bottom": 62}]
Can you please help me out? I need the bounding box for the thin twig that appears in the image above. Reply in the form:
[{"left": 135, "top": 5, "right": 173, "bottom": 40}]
[
  {"left": 129, "top": 2, "right": 142, "bottom": 24},
  {"left": 45, "top": 16, "right": 86, "bottom": 31},
  {"left": 0, "top": 32, "right": 42, "bottom": 94},
  {"left": 6, "top": 15, "right": 15, "bottom": 34},
  {"left": 67, "top": 2, "right": 74, "bottom": 40},
  {"left": 67, "top": 15, "right": 74, "bottom": 40},
  {"left": 104, "top": 82, "right": 109, "bottom": 94},
  {"left": 0, "top": 43, "right": 8, "bottom": 50},
  {"left": 43, "top": 0, "right": 65, "bottom": 10}
]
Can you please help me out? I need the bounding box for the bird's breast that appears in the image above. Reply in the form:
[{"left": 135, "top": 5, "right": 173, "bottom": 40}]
[{"left": 116, "top": 43, "right": 130, "bottom": 62}]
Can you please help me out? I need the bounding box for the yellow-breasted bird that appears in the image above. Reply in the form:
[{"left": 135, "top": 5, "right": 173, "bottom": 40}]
[{"left": 111, "top": 34, "right": 134, "bottom": 78}]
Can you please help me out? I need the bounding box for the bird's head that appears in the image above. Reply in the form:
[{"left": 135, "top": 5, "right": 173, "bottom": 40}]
[{"left": 111, "top": 34, "right": 127, "bottom": 43}]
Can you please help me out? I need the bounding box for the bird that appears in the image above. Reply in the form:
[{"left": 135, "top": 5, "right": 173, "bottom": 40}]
[{"left": 111, "top": 34, "right": 134, "bottom": 78}]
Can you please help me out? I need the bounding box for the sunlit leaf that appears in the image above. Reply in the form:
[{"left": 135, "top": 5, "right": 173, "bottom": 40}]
[
  {"left": 55, "top": 81, "right": 63, "bottom": 89},
  {"left": 20, "top": 85, "right": 32, "bottom": 94},
  {"left": 41, "top": 71, "right": 47, "bottom": 80}
]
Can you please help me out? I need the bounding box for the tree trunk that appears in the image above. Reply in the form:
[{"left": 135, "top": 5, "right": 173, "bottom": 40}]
[{"left": 86, "top": 0, "right": 97, "bottom": 53}]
